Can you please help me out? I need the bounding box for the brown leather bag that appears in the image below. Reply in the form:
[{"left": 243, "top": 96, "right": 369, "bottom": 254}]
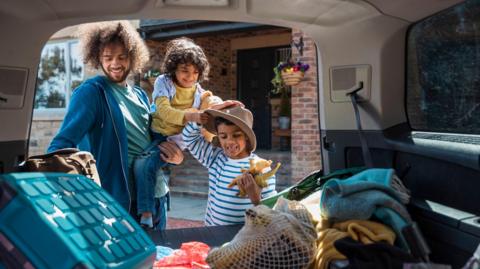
[{"left": 18, "top": 148, "right": 101, "bottom": 186}]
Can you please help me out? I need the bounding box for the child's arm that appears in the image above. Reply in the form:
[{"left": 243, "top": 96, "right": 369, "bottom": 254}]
[
  {"left": 184, "top": 111, "right": 209, "bottom": 125},
  {"left": 153, "top": 96, "right": 186, "bottom": 126},
  {"left": 182, "top": 122, "right": 222, "bottom": 168},
  {"left": 153, "top": 96, "right": 208, "bottom": 125}
]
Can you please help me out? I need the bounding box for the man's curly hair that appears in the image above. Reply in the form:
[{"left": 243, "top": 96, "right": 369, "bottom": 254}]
[
  {"left": 161, "top": 37, "right": 210, "bottom": 82},
  {"left": 77, "top": 21, "right": 149, "bottom": 72}
]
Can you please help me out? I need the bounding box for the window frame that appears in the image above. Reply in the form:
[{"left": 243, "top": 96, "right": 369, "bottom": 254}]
[{"left": 33, "top": 38, "right": 84, "bottom": 119}]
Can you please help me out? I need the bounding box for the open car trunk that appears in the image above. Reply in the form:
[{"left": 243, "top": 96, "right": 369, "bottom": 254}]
[{"left": 0, "top": 0, "right": 479, "bottom": 268}]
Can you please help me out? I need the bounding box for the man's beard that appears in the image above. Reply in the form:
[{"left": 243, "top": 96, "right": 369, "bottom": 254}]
[{"left": 101, "top": 66, "right": 130, "bottom": 84}]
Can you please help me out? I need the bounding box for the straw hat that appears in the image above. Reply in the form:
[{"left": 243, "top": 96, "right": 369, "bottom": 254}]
[{"left": 204, "top": 106, "right": 257, "bottom": 153}]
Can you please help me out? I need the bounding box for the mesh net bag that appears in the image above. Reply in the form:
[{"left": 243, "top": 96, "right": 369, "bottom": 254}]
[{"left": 206, "top": 197, "right": 317, "bottom": 269}]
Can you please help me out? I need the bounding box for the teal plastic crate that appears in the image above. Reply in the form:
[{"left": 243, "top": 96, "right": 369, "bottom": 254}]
[{"left": 0, "top": 172, "right": 156, "bottom": 269}]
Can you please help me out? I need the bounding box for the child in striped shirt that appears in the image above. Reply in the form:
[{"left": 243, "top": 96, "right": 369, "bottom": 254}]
[{"left": 182, "top": 105, "right": 277, "bottom": 226}]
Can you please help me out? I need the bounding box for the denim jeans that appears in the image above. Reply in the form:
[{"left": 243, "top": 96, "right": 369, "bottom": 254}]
[
  {"left": 130, "top": 194, "right": 169, "bottom": 230},
  {"left": 153, "top": 193, "right": 169, "bottom": 230},
  {"left": 134, "top": 136, "right": 168, "bottom": 218}
]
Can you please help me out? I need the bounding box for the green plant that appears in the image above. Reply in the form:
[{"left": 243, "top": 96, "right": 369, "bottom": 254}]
[
  {"left": 271, "top": 61, "right": 309, "bottom": 94},
  {"left": 143, "top": 69, "right": 161, "bottom": 79},
  {"left": 271, "top": 65, "right": 285, "bottom": 95}
]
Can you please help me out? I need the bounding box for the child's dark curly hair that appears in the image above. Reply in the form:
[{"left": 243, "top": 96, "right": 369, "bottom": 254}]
[
  {"left": 77, "top": 21, "right": 149, "bottom": 72},
  {"left": 161, "top": 37, "right": 210, "bottom": 83}
]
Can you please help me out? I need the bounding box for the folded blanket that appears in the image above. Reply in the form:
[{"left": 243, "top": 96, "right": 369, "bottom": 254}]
[
  {"left": 320, "top": 168, "right": 412, "bottom": 250},
  {"left": 312, "top": 219, "right": 396, "bottom": 269}
]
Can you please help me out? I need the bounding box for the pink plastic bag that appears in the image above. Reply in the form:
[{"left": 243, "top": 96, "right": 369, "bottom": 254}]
[{"left": 153, "top": 242, "right": 210, "bottom": 269}]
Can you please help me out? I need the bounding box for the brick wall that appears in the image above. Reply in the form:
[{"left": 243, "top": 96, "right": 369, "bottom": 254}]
[
  {"left": 290, "top": 29, "right": 322, "bottom": 181},
  {"left": 29, "top": 117, "right": 63, "bottom": 156},
  {"left": 144, "top": 35, "right": 234, "bottom": 101},
  {"left": 144, "top": 28, "right": 291, "bottom": 151}
]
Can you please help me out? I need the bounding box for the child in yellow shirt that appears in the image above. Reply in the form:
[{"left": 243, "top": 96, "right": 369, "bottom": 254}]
[{"left": 134, "top": 37, "right": 211, "bottom": 228}]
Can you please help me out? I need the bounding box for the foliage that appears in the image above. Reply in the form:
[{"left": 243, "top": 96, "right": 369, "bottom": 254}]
[
  {"left": 35, "top": 46, "right": 67, "bottom": 109},
  {"left": 276, "top": 61, "right": 310, "bottom": 73},
  {"left": 271, "top": 61, "right": 308, "bottom": 117},
  {"left": 143, "top": 69, "right": 161, "bottom": 79},
  {"left": 34, "top": 42, "right": 84, "bottom": 109},
  {"left": 271, "top": 61, "right": 309, "bottom": 94},
  {"left": 46, "top": 90, "right": 65, "bottom": 108}
]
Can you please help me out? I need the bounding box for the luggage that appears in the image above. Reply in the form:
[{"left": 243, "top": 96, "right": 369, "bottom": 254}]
[{"left": 16, "top": 148, "right": 101, "bottom": 186}]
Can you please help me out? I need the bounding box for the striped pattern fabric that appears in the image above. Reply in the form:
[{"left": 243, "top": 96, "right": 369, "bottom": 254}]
[{"left": 182, "top": 123, "right": 277, "bottom": 226}]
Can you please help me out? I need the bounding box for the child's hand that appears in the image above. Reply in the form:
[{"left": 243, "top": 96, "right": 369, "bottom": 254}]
[
  {"left": 237, "top": 173, "right": 261, "bottom": 205},
  {"left": 185, "top": 112, "right": 209, "bottom": 124},
  {"left": 225, "top": 100, "right": 245, "bottom": 108},
  {"left": 209, "top": 100, "right": 244, "bottom": 110},
  {"left": 158, "top": 141, "right": 184, "bottom": 165}
]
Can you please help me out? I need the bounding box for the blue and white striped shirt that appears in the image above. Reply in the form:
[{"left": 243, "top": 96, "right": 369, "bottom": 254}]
[{"left": 182, "top": 122, "right": 277, "bottom": 226}]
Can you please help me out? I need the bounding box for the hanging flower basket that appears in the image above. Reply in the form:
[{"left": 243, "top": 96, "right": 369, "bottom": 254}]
[
  {"left": 281, "top": 70, "right": 304, "bottom": 86},
  {"left": 271, "top": 61, "right": 310, "bottom": 91}
]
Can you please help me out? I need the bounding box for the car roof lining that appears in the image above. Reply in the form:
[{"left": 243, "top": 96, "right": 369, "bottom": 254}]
[
  {"left": 0, "top": 0, "right": 463, "bottom": 26},
  {"left": 0, "top": 0, "right": 465, "bottom": 142}
]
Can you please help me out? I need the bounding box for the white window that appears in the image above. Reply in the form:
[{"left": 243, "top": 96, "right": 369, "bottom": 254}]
[{"left": 34, "top": 40, "right": 84, "bottom": 110}]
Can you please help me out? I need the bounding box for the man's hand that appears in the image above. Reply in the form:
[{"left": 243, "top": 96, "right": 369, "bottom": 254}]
[
  {"left": 237, "top": 173, "right": 261, "bottom": 205},
  {"left": 185, "top": 112, "right": 209, "bottom": 124},
  {"left": 158, "top": 141, "right": 184, "bottom": 165}
]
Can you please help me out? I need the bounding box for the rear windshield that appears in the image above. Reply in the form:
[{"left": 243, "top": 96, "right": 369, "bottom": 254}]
[{"left": 406, "top": 0, "right": 480, "bottom": 135}]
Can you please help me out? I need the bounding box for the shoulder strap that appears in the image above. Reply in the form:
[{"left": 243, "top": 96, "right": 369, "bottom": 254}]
[{"left": 347, "top": 82, "right": 373, "bottom": 168}]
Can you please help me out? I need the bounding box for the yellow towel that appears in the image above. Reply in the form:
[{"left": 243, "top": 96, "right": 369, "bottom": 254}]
[{"left": 311, "top": 219, "right": 396, "bottom": 269}]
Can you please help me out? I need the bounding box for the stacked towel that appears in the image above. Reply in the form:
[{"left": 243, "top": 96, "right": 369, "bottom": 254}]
[{"left": 320, "top": 168, "right": 412, "bottom": 250}]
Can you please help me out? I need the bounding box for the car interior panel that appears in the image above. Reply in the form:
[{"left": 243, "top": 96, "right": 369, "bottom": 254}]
[{"left": 0, "top": 0, "right": 479, "bottom": 268}]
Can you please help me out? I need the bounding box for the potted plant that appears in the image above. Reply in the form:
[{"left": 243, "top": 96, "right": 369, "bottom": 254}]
[
  {"left": 274, "top": 61, "right": 309, "bottom": 86},
  {"left": 143, "top": 69, "right": 161, "bottom": 86}
]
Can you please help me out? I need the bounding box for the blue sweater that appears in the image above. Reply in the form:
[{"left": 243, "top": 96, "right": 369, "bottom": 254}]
[{"left": 48, "top": 76, "right": 150, "bottom": 212}]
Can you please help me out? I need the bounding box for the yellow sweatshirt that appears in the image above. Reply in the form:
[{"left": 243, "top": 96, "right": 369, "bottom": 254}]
[{"left": 151, "top": 84, "right": 196, "bottom": 136}]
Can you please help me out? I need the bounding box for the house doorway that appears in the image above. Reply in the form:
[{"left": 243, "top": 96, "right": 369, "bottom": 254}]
[
  {"left": 237, "top": 46, "right": 291, "bottom": 150},
  {"left": 237, "top": 47, "right": 277, "bottom": 150}
]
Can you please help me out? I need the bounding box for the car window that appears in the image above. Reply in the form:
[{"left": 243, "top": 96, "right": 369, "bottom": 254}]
[{"left": 406, "top": 0, "right": 480, "bottom": 135}]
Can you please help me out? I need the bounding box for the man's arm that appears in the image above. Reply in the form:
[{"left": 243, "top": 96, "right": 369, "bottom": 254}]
[{"left": 48, "top": 83, "right": 99, "bottom": 152}]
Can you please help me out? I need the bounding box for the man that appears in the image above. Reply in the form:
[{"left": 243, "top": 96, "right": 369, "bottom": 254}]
[{"left": 48, "top": 21, "right": 183, "bottom": 229}]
